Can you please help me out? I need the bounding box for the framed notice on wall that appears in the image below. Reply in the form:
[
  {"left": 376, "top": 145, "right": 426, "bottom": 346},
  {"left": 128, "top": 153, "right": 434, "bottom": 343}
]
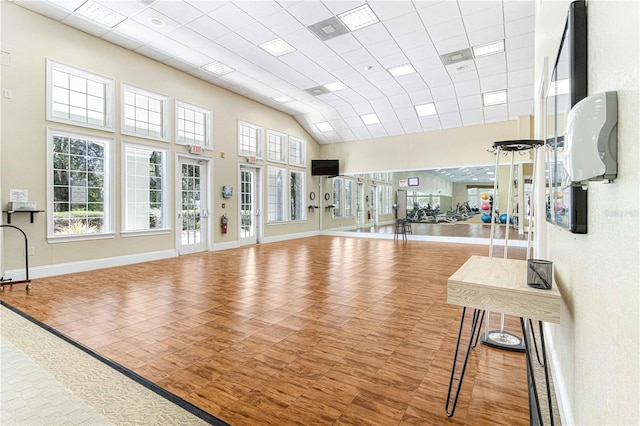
[{"left": 408, "top": 177, "right": 419, "bottom": 187}]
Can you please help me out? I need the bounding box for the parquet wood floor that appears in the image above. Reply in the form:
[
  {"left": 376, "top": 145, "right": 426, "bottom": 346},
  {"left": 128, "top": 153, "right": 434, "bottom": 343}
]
[{"left": 1, "top": 236, "right": 530, "bottom": 425}]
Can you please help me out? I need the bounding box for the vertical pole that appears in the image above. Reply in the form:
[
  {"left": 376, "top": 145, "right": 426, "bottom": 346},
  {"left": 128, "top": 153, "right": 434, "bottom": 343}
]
[{"left": 504, "top": 150, "right": 516, "bottom": 259}]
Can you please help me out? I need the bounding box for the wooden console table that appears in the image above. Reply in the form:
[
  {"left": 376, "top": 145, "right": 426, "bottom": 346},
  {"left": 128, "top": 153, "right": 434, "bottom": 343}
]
[{"left": 445, "top": 255, "right": 561, "bottom": 425}]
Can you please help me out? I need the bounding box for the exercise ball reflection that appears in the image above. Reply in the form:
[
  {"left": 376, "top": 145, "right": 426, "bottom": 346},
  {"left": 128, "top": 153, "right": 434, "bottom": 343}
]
[{"left": 481, "top": 214, "right": 491, "bottom": 223}]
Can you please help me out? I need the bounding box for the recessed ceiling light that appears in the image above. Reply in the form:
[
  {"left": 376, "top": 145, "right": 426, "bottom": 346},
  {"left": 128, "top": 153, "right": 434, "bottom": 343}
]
[
  {"left": 473, "top": 40, "right": 505, "bottom": 58},
  {"left": 487, "top": 171, "right": 494, "bottom": 175},
  {"left": 316, "top": 122, "right": 334, "bottom": 132},
  {"left": 323, "top": 81, "right": 348, "bottom": 92},
  {"left": 415, "top": 103, "right": 437, "bottom": 117},
  {"left": 360, "top": 113, "right": 380, "bottom": 125},
  {"left": 472, "top": 177, "right": 479, "bottom": 181},
  {"left": 387, "top": 63, "right": 416, "bottom": 78},
  {"left": 338, "top": 4, "right": 380, "bottom": 32},
  {"left": 260, "top": 38, "right": 296, "bottom": 57},
  {"left": 202, "top": 61, "right": 234, "bottom": 76},
  {"left": 75, "top": 0, "right": 126, "bottom": 27},
  {"left": 273, "top": 96, "right": 293, "bottom": 103},
  {"left": 483, "top": 90, "right": 507, "bottom": 106},
  {"left": 148, "top": 17, "right": 164, "bottom": 27}
]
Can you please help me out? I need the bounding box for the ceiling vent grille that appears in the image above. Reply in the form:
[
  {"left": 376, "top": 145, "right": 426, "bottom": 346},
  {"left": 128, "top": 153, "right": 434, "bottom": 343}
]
[
  {"left": 440, "top": 48, "right": 474, "bottom": 66},
  {"left": 304, "top": 85, "right": 331, "bottom": 96},
  {"left": 307, "top": 17, "right": 350, "bottom": 41}
]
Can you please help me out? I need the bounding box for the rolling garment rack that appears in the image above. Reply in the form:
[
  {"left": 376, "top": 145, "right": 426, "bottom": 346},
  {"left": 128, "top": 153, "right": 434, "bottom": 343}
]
[
  {"left": 0, "top": 224, "right": 32, "bottom": 291},
  {"left": 481, "top": 139, "right": 544, "bottom": 351}
]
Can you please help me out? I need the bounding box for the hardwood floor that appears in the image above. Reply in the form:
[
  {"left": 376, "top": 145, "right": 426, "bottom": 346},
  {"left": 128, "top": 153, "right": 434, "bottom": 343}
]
[{"left": 0, "top": 236, "right": 530, "bottom": 425}]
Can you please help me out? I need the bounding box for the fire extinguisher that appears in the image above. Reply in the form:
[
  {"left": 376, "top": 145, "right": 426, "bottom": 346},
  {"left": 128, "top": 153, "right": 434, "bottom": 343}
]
[
  {"left": 220, "top": 214, "right": 228, "bottom": 234},
  {"left": 367, "top": 210, "right": 371, "bottom": 220}
]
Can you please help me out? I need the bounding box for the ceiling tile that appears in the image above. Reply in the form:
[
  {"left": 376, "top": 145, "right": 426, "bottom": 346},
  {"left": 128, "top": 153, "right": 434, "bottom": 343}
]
[
  {"left": 413, "top": 56, "right": 445, "bottom": 72},
  {"left": 449, "top": 68, "right": 479, "bottom": 84},
  {"left": 352, "top": 23, "right": 393, "bottom": 46},
  {"left": 167, "top": 27, "right": 211, "bottom": 49},
  {"left": 370, "top": 97, "right": 393, "bottom": 112},
  {"left": 341, "top": 48, "right": 377, "bottom": 68},
  {"left": 435, "top": 98, "right": 459, "bottom": 114},
  {"left": 477, "top": 62, "right": 507, "bottom": 78},
  {"left": 285, "top": 1, "right": 332, "bottom": 26},
  {"left": 382, "top": 11, "right": 425, "bottom": 38},
  {"left": 367, "top": 124, "right": 388, "bottom": 138},
  {"left": 395, "top": 107, "right": 417, "bottom": 120},
  {"left": 505, "top": 15, "right": 535, "bottom": 38},
  {"left": 419, "top": 115, "right": 442, "bottom": 131},
  {"left": 276, "top": 51, "right": 314, "bottom": 68},
  {"left": 235, "top": 22, "right": 277, "bottom": 45},
  {"left": 508, "top": 99, "right": 534, "bottom": 118},
  {"left": 480, "top": 73, "right": 507, "bottom": 92},
  {"left": 186, "top": 0, "right": 228, "bottom": 14},
  {"left": 177, "top": 48, "right": 213, "bottom": 68},
  {"left": 417, "top": 1, "right": 461, "bottom": 27},
  {"left": 324, "top": 33, "right": 362, "bottom": 54},
  {"left": 458, "top": 1, "right": 501, "bottom": 16},
  {"left": 189, "top": 15, "right": 231, "bottom": 40},
  {"left": 454, "top": 79, "right": 482, "bottom": 97},
  {"left": 427, "top": 17, "right": 465, "bottom": 41},
  {"left": 112, "top": 19, "right": 161, "bottom": 44},
  {"left": 508, "top": 85, "right": 533, "bottom": 102},
  {"left": 60, "top": 13, "right": 110, "bottom": 37},
  {"left": 507, "top": 32, "right": 535, "bottom": 51},
  {"left": 235, "top": 1, "right": 284, "bottom": 20},
  {"left": 147, "top": 36, "right": 190, "bottom": 57},
  {"left": 400, "top": 118, "right": 422, "bottom": 134},
  {"left": 467, "top": 24, "right": 504, "bottom": 46},
  {"left": 475, "top": 52, "right": 506, "bottom": 70},
  {"left": 433, "top": 35, "right": 470, "bottom": 55},
  {"left": 388, "top": 93, "right": 413, "bottom": 109},
  {"left": 504, "top": 0, "right": 535, "bottom": 22},
  {"left": 508, "top": 68, "right": 533, "bottom": 88},
  {"left": 152, "top": 1, "right": 202, "bottom": 25},
  {"left": 351, "top": 126, "right": 373, "bottom": 139},
  {"left": 409, "top": 90, "right": 434, "bottom": 105},
  {"left": 458, "top": 94, "right": 483, "bottom": 111},
  {"left": 370, "top": 2, "right": 416, "bottom": 21},
  {"left": 259, "top": 9, "right": 305, "bottom": 36},
  {"left": 131, "top": 8, "right": 182, "bottom": 34},
  {"left": 440, "top": 111, "right": 463, "bottom": 129},
  {"left": 383, "top": 121, "right": 405, "bottom": 136},
  {"left": 198, "top": 41, "right": 235, "bottom": 60},
  {"left": 483, "top": 104, "right": 508, "bottom": 122},
  {"left": 101, "top": 31, "right": 143, "bottom": 51},
  {"left": 507, "top": 57, "right": 534, "bottom": 72},
  {"left": 461, "top": 6, "right": 503, "bottom": 33},
  {"left": 323, "top": 1, "right": 363, "bottom": 15},
  {"left": 431, "top": 84, "right": 456, "bottom": 101},
  {"left": 376, "top": 109, "right": 399, "bottom": 122},
  {"left": 366, "top": 39, "right": 403, "bottom": 61},
  {"left": 394, "top": 29, "right": 432, "bottom": 51},
  {"left": 208, "top": 3, "right": 256, "bottom": 30},
  {"left": 404, "top": 44, "right": 440, "bottom": 62},
  {"left": 421, "top": 68, "right": 453, "bottom": 88},
  {"left": 164, "top": 57, "right": 196, "bottom": 73},
  {"left": 134, "top": 45, "right": 171, "bottom": 63}
]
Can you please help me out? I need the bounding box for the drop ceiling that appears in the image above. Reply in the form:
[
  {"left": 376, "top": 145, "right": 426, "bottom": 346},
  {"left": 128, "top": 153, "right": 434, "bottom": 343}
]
[{"left": 14, "top": 0, "right": 536, "bottom": 144}]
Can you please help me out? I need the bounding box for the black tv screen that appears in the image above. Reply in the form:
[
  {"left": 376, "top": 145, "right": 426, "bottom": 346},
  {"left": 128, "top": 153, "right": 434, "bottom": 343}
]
[{"left": 311, "top": 159, "right": 339, "bottom": 176}]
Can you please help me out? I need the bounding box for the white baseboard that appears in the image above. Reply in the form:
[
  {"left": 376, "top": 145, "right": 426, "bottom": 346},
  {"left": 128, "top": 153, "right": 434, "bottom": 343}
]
[
  {"left": 262, "top": 230, "right": 320, "bottom": 244},
  {"left": 543, "top": 322, "right": 574, "bottom": 426},
  {"left": 3, "top": 249, "right": 176, "bottom": 280},
  {"left": 212, "top": 241, "right": 240, "bottom": 251}
]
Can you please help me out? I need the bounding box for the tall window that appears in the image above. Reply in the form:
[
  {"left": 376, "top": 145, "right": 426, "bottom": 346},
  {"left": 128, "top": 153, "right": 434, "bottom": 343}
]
[
  {"left": 267, "top": 166, "right": 286, "bottom": 223},
  {"left": 267, "top": 130, "right": 287, "bottom": 163},
  {"left": 379, "top": 185, "right": 393, "bottom": 215},
  {"left": 344, "top": 179, "right": 354, "bottom": 216},
  {"left": 46, "top": 59, "right": 114, "bottom": 131},
  {"left": 122, "top": 84, "right": 169, "bottom": 141},
  {"left": 289, "top": 136, "right": 305, "bottom": 167},
  {"left": 123, "top": 143, "right": 168, "bottom": 233},
  {"left": 48, "top": 129, "right": 113, "bottom": 239},
  {"left": 290, "top": 170, "right": 305, "bottom": 221},
  {"left": 332, "top": 177, "right": 343, "bottom": 217},
  {"left": 238, "top": 120, "right": 262, "bottom": 158},
  {"left": 176, "top": 100, "right": 212, "bottom": 148}
]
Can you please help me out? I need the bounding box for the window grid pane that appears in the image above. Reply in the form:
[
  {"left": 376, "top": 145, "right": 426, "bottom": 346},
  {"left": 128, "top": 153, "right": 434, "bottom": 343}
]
[
  {"left": 51, "top": 69, "right": 106, "bottom": 127},
  {"left": 124, "top": 146, "right": 165, "bottom": 231},
  {"left": 333, "top": 178, "right": 342, "bottom": 217},
  {"left": 289, "top": 137, "right": 305, "bottom": 166},
  {"left": 239, "top": 122, "right": 262, "bottom": 157},
  {"left": 268, "top": 167, "right": 286, "bottom": 222},
  {"left": 177, "top": 103, "right": 209, "bottom": 146},
  {"left": 124, "top": 87, "right": 166, "bottom": 138},
  {"left": 345, "top": 180, "right": 353, "bottom": 216},
  {"left": 52, "top": 134, "right": 106, "bottom": 235},
  {"left": 267, "top": 131, "right": 286, "bottom": 162},
  {"left": 290, "top": 170, "right": 305, "bottom": 221}
]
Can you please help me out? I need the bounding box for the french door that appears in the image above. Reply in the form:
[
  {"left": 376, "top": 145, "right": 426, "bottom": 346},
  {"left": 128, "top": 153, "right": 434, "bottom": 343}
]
[
  {"left": 356, "top": 182, "right": 364, "bottom": 229},
  {"left": 239, "top": 166, "right": 260, "bottom": 245},
  {"left": 177, "top": 157, "right": 208, "bottom": 255}
]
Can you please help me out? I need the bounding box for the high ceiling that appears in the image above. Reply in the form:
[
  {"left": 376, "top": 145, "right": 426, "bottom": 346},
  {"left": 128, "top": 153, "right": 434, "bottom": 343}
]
[{"left": 15, "top": 0, "right": 536, "bottom": 145}]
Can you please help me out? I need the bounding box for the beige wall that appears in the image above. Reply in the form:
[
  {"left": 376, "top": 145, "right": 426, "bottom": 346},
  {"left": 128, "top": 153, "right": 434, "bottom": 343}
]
[
  {"left": 535, "top": 1, "right": 639, "bottom": 424},
  {"left": 0, "top": 3, "right": 320, "bottom": 271}
]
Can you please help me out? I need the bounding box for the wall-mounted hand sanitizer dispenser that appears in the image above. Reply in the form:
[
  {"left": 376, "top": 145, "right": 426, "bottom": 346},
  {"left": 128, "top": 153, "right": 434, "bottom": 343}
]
[{"left": 565, "top": 91, "right": 618, "bottom": 182}]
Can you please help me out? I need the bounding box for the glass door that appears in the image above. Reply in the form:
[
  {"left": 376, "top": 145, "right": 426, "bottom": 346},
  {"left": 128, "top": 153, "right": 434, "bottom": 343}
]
[
  {"left": 177, "top": 157, "right": 208, "bottom": 255},
  {"left": 356, "top": 182, "right": 364, "bottom": 229},
  {"left": 239, "top": 166, "right": 259, "bottom": 245},
  {"left": 370, "top": 185, "right": 378, "bottom": 226}
]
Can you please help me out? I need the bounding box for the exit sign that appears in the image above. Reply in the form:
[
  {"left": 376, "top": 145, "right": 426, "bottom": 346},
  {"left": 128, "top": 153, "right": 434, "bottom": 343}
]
[
  {"left": 189, "top": 145, "right": 203, "bottom": 154},
  {"left": 247, "top": 156, "right": 257, "bottom": 164}
]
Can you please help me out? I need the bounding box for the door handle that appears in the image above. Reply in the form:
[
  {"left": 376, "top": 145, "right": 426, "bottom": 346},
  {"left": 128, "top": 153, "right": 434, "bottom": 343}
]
[
  {"left": 202, "top": 209, "right": 209, "bottom": 218},
  {"left": 256, "top": 209, "right": 261, "bottom": 216}
]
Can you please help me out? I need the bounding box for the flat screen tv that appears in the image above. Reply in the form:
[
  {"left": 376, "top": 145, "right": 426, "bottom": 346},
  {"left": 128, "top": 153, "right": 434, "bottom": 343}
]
[
  {"left": 545, "top": 0, "right": 588, "bottom": 234},
  {"left": 311, "top": 159, "right": 339, "bottom": 176}
]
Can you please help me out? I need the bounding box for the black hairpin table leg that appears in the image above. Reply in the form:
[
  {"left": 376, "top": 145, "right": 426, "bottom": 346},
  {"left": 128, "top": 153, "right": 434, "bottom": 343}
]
[
  {"left": 446, "top": 307, "right": 481, "bottom": 417},
  {"left": 521, "top": 317, "right": 543, "bottom": 424}
]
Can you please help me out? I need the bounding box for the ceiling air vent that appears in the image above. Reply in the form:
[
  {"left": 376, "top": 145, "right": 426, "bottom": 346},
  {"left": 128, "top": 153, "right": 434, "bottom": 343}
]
[
  {"left": 440, "top": 48, "right": 474, "bottom": 66},
  {"left": 304, "top": 85, "right": 331, "bottom": 96},
  {"left": 307, "top": 17, "right": 350, "bottom": 42}
]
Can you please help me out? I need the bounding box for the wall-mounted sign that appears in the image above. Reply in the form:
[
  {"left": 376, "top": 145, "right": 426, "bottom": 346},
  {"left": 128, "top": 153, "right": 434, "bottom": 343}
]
[
  {"left": 222, "top": 185, "right": 233, "bottom": 198},
  {"left": 188, "top": 145, "right": 203, "bottom": 155},
  {"left": 408, "top": 177, "right": 420, "bottom": 187},
  {"left": 399, "top": 179, "right": 408, "bottom": 187},
  {"left": 71, "top": 186, "right": 87, "bottom": 202}
]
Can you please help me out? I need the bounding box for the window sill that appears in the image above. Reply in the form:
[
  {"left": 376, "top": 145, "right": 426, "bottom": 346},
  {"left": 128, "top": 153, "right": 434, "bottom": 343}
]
[
  {"left": 121, "top": 228, "right": 172, "bottom": 238},
  {"left": 47, "top": 232, "right": 116, "bottom": 244}
]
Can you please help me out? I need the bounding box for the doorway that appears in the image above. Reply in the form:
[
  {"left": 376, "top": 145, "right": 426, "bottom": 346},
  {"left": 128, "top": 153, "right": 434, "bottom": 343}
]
[
  {"left": 356, "top": 182, "right": 364, "bottom": 229},
  {"left": 370, "top": 185, "right": 378, "bottom": 226},
  {"left": 239, "top": 165, "right": 261, "bottom": 245},
  {"left": 177, "top": 156, "right": 209, "bottom": 255}
]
